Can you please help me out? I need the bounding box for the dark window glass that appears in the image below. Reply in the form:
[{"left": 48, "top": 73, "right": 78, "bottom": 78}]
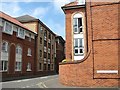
[
  {"left": 48, "top": 64, "right": 50, "bottom": 70},
  {"left": 40, "top": 37, "right": 42, "bottom": 44},
  {"left": 80, "top": 49, "right": 83, "bottom": 53},
  {"left": 75, "top": 49, "right": 78, "bottom": 53},
  {"left": 39, "top": 63, "right": 41, "bottom": 70},
  {"left": 43, "top": 64, "right": 46, "bottom": 70},
  {"left": 78, "top": 18, "right": 82, "bottom": 27}
]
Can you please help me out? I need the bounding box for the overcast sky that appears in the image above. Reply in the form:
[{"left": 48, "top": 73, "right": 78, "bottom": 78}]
[{"left": 1, "top": 0, "right": 75, "bottom": 39}]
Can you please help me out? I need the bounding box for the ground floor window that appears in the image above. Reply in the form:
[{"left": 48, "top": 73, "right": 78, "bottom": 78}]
[
  {"left": 15, "top": 61, "right": 22, "bottom": 71},
  {"left": 48, "top": 64, "right": 50, "bottom": 70},
  {"left": 39, "top": 63, "right": 42, "bottom": 70},
  {"left": 1, "top": 61, "right": 8, "bottom": 71},
  {"left": 43, "top": 64, "right": 46, "bottom": 70},
  {"left": 27, "top": 63, "right": 31, "bottom": 71},
  {"left": 51, "top": 64, "right": 54, "bottom": 70}
]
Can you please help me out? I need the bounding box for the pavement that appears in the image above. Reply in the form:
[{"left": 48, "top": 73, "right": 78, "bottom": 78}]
[{"left": 1, "top": 75, "right": 79, "bottom": 89}]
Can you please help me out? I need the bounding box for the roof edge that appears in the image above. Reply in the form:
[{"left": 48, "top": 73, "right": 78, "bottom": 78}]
[{"left": 62, "top": 4, "right": 85, "bottom": 12}]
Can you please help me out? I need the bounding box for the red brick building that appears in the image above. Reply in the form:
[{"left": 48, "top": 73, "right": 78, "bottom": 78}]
[
  {"left": 0, "top": 12, "right": 36, "bottom": 79},
  {"left": 55, "top": 35, "right": 65, "bottom": 73},
  {"left": 59, "top": 0, "right": 120, "bottom": 87}
]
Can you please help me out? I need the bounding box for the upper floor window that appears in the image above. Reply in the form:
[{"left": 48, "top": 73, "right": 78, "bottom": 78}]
[
  {"left": 74, "top": 38, "right": 84, "bottom": 55},
  {"left": 44, "top": 47, "right": 46, "bottom": 52},
  {"left": 49, "top": 33, "right": 51, "bottom": 39},
  {"left": 2, "top": 41, "right": 8, "bottom": 52},
  {"left": 29, "top": 33, "right": 31, "bottom": 41},
  {"left": 16, "top": 45, "right": 22, "bottom": 55},
  {"left": 74, "top": 38, "right": 84, "bottom": 48},
  {"left": 40, "top": 50, "right": 42, "bottom": 57},
  {"left": 44, "top": 30, "right": 47, "bottom": 40},
  {"left": 39, "top": 27, "right": 43, "bottom": 32},
  {"left": 48, "top": 48, "right": 50, "bottom": 53},
  {"left": 40, "top": 37, "right": 42, "bottom": 44},
  {"left": 27, "top": 48, "right": 32, "bottom": 56},
  {"left": 17, "top": 28, "right": 25, "bottom": 39},
  {"left": 73, "top": 14, "right": 83, "bottom": 34},
  {"left": 3, "top": 21, "right": 13, "bottom": 35}
]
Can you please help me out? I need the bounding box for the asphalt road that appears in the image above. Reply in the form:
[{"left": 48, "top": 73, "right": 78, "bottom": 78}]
[
  {"left": 1, "top": 75, "right": 119, "bottom": 90},
  {"left": 1, "top": 75, "right": 78, "bottom": 89}
]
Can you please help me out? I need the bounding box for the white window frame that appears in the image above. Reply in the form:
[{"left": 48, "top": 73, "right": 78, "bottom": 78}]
[
  {"left": 1, "top": 61, "right": 8, "bottom": 72},
  {"left": 29, "top": 33, "right": 31, "bottom": 42},
  {"left": 44, "top": 47, "right": 46, "bottom": 52},
  {"left": 17, "top": 28, "right": 25, "bottom": 39},
  {"left": 15, "top": 61, "right": 22, "bottom": 71},
  {"left": 3, "top": 21, "right": 13, "bottom": 35},
  {"left": 44, "top": 58, "right": 47, "bottom": 63},
  {"left": 27, "top": 63, "right": 31, "bottom": 71},
  {"left": 15, "top": 45, "right": 22, "bottom": 71},
  {"left": 16, "top": 45, "right": 22, "bottom": 55},
  {"left": 74, "top": 48, "right": 84, "bottom": 55},
  {"left": 2, "top": 41, "right": 8, "bottom": 52},
  {"left": 48, "top": 48, "right": 50, "bottom": 53},
  {"left": 27, "top": 48, "right": 32, "bottom": 56},
  {"left": 44, "top": 36, "right": 47, "bottom": 40},
  {"left": 74, "top": 38, "right": 84, "bottom": 55},
  {"left": 48, "top": 39, "right": 50, "bottom": 43},
  {"left": 73, "top": 13, "right": 83, "bottom": 34}
]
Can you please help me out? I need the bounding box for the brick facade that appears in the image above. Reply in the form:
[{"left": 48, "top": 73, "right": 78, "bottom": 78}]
[
  {"left": 59, "top": 1, "right": 120, "bottom": 87},
  {"left": 0, "top": 12, "right": 36, "bottom": 79},
  {"left": 55, "top": 36, "right": 65, "bottom": 73}
]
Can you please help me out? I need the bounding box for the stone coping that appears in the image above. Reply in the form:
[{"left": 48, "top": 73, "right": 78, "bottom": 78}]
[{"left": 59, "top": 49, "right": 91, "bottom": 65}]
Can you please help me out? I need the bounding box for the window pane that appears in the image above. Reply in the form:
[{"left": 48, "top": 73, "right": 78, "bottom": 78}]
[
  {"left": 39, "top": 63, "right": 41, "bottom": 70},
  {"left": 75, "top": 49, "right": 78, "bottom": 54},
  {"left": 2, "top": 61, "right": 4, "bottom": 70},
  {"left": 74, "top": 27, "right": 77, "bottom": 33},
  {"left": 4, "top": 61, "right": 8, "bottom": 71},
  {"left": 74, "top": 39, "right": 78, "bottom": 47},
  {"left": 73, "top": 18, "right": 77, "bottom": 26},
  {"left": 78, "top": 18, "right": 82, "bottom": 27},
  {"left": 2, "top": 42, "right": 8, "bottom": 52},
  {"left": 6, "top": 23, "right": 12, "bottom": 33},
  {"left": 80, "top": 49, "right": 83, "bottom": 53},
  {"left": 79, "top": 39, "right": 83, "bottom": 47},
  {"left": 79, "top": 28, "right": 83, "bottom": 33},
  {"left": 48, "top": 64, "right": 50, "bottom": 70}
]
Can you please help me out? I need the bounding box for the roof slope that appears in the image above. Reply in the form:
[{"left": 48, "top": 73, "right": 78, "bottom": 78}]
[
  {"left": 16, "top": 15, "right": 38, "bottom": 23},
  {"left": 0, "top": 11, "right": 35, "bottom": 33},
  {"left": 16, "top": 15, "right": 56, "bottom": 36}
]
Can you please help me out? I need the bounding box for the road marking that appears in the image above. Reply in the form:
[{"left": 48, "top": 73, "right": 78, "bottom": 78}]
[{"left": 37, "top": 77, "right": 58, "bottom": 88}]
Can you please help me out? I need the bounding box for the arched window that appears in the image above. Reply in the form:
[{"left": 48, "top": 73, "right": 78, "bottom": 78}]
[
  {"left": 2, "top": 41, "right": 8, "bottom": 52},
  {"left": 73, "top": 13, "right": 83, "bottom": 34},
  {"left": 15, "top": 45, "right": 22, "bottom": 71},
  {"left": 1, "top": 41, "right": 9, "bottom": 71},
  {"left": 73, "top": 13, "right": 85, "bottom": 60}
]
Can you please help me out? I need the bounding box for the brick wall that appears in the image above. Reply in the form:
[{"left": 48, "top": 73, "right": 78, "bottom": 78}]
[
  {"left": 59, "top": 2, "right": 120, "bottom": 87},
  {"left": 2, "top": 31, "right": 35, "bottom": 78}
]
